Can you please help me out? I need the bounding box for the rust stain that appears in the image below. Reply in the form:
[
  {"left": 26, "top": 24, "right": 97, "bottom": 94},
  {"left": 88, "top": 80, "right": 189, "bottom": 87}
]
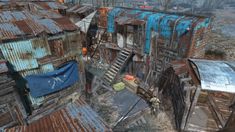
[{"left": 6, "top": 98, "right": 112, "bottom": 132}]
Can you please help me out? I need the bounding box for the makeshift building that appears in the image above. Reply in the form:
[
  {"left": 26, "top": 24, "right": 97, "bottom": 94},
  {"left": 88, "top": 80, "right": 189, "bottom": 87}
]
[
  {"left": 0, "top": 5, "right": 85, "bottom": 123},
  {"left": 96, "top": 7, "right": 212, "bottom": 87},
  {"left": 0, "top": 60, "right": 26, "bottom": 129},
  {"left": 157, "top": 59, "right": 235, "bottom": 131}
]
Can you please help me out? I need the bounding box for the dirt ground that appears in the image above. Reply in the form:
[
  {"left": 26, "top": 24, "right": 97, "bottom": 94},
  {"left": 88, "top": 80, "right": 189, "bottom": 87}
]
[{"left": 206, "top": 6, "right": 235, "bottom": 60}]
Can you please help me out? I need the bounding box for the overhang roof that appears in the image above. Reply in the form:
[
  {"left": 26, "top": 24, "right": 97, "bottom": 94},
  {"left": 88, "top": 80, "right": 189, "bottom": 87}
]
[{"left": 189, "top": 59, "right": 235, "bottom": 93}]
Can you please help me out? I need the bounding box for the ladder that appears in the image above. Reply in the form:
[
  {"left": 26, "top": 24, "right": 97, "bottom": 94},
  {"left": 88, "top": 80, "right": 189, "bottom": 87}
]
[{"left": 103, "top": 48, "right": 132, "bottom": 86}]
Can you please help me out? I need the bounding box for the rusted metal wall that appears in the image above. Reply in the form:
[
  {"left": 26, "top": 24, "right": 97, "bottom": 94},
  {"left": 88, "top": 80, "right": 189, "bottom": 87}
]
[
  {"left": 98, "top": 7, "right": 110, "bottom": 28},
  {"left": 0, "top": 62, "right": 26, "bottom": 129}
]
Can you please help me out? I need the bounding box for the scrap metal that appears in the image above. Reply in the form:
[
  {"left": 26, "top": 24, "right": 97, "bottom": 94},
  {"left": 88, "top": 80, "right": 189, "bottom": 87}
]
[{"left": 5, "top": 97, "right": 111, "bottom": 132}]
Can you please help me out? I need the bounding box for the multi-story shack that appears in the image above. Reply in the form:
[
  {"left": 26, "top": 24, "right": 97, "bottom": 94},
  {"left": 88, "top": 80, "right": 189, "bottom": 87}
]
[{"left": 97, "top": 7, "right": 212, "bottom": 86}]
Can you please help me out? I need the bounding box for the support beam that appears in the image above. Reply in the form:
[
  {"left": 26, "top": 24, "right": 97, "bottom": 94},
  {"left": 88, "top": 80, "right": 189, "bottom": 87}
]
[
  {"left": 183, "top": 86, "right": 201, "bottom": 130},
  {"left": 208, "top": 93, "right": 226, "bottom": 128}
]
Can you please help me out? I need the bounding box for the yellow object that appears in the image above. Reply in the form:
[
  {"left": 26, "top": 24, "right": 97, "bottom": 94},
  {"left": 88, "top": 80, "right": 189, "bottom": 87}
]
[{"left": 113, "top": 82, "right": 125, "bottom": 91}]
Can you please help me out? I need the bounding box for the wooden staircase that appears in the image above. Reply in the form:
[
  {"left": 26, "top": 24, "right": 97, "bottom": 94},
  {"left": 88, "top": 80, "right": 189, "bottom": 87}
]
[{"left": 103, "top": 48, "right": 132, "bottom": 86}]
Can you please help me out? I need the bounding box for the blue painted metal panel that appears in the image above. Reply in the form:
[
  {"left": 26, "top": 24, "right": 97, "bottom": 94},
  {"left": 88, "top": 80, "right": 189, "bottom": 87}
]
[
  {"left": 0, "top": 39, "right": 51, "bottom": 71},
  {"left": 159, "top": 15, "right": 179, "bottom": 39},
  {"left": 195, "top": 18, "right": 211, "bottom": 31},
  {"left": 137, "top": 11, "right": 153, "bottom": 19},
  {"left": 31, "top": 39, "right": 51, "bottom": 59},
  {"left": 107, "top": 8, "right": 211, "bottom": 54},
  {"left": 0, "top": 40, "right": 38, "bottom": 71},
  {"left": 66, "top": 100, "right": 107, "bottom": 132},
  {"left": 145, "top": 13, "right": 165, "bottom": 53},
  {"left": 176, "top": 18, "right": 192, "bottom": 37},
  {"left": 0, "top": 23, "right": 24, "bottom": 35},
  {"left": 107, "top": 8, "right": 124, "bottom": 33},
  {"left": 11, "top": 11, "right": 27, "bottom": 21},
  {"left": 0, "top": 11, "right": 13, "bottom": 22},
  {"left": 191, "top": 59, "right": 235, "bottom": 93},
  {"left": 37, "top": 19, "right": 63, "bottom": 34}
]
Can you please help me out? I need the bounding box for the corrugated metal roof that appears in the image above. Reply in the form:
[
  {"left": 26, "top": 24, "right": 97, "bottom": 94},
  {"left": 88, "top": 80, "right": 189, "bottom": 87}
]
[
  {"left": 67, "top": 5, "right": 95, "bottom": 14},
  {"left": 37, "top": 19, "right": 63, "bottom": 34},
  {"left": 46, "top": 2, "right": 67, "bottom": 10},
  {"left": 13, "top": 19, "right": 44, "bottom": 36},
  {"left": 36, "top": 9, "right": 62, "bottom": 18},
  {"left": 190, "top": 59, "right": 235, "bottom": 93},
  {"left": 5, "top": 97, "right": 111, "bottom": 132},
  {"left": 0, "top": 22, "right": 25, "bottom": 39},
  {"left": 52, "top": 17, "right": 79, "bottom": 31},
  {"left": 0, "top": 11, "right": 32, "bottom": 23},
  {"left": 0, "top": 10, "right": 78, "bottom": 40}
]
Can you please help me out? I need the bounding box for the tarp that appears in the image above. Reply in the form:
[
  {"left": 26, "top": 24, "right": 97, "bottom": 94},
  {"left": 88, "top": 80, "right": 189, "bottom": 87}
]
[{"left": 26, "top": 61, "right": 79, "bottom": 97}]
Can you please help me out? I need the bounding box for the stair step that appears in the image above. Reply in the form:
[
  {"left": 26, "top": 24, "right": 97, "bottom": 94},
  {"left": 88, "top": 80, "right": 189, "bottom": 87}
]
[
  {"left": 115, "top": 61, "right": 123, "bottom": 66},
  {"left": 102, "top": 48, "right": 132, "bottom": 86},
  {"left": 118, "top": 56, "right": 127, "bottom": 60},
  {"left": 116, "top": 58, "right": 125, "bottom": 63},
  {"left": 111, "top": 65, "right": 120, "bottom": 70},
  {"left": 104, "top": 77, "right": 112, "bottom": 83},
  {"left": 112, "top": 65, "right": 121, "bottom": 71},
  {"left": 109, "top": 68, "right": 118, "bottom": 74},
  {"left": 107, "top": 70, "right": 116, "bottom": 75},
  {"left": 123, "top": 48, "right": 131, "bottom": 52},
  {"left": 120, "top": 54, "right": 128, "bottom": 58},
  {"left": 104, "top": 74, "right": 114, "bottom": 80},
  {"left": 120, "top": 51, "right": 129, "bottom": 56},
  {"left": 113, "top": 61, "right": 122, "bottom": 66},
  {"left": 113, "top": 64, "right": 121, "bottom": 68},
  {"left": 121, "top": 51, "right": 130, "bottom": 55}
]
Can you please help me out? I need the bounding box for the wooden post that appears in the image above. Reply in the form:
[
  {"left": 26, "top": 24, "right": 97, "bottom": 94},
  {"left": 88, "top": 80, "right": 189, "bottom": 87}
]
[
  {"left": 183, "top": 86, "right": 201, "bottom": 130},
  {"left": 208, "top": 93, "right": 226, "bottom": 128},
  {"left": 180, "top": 88, "right": 191, "bottom": 130}
]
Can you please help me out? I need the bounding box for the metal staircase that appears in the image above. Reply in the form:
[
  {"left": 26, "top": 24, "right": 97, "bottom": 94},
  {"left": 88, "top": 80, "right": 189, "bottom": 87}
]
[{"left": 103, "top": 48, "right": 132, "bottom": 85}]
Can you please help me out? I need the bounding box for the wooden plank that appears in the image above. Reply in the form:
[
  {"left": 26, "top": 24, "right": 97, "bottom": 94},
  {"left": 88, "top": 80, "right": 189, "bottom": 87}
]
[
  {"left": 208, "top": 93, "right": 226, "bottom": 128},
  {"left": 184, "top": 87, "right": 201, "bottom": 130},
  {"left": 181, "top": 89, "right": 191, "bottom": 130}
]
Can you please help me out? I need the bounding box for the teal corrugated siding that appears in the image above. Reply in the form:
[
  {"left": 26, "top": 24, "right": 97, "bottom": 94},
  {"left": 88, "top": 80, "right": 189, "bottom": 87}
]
[
  {"left": 0, "top": 40, "right": 39, "bottom": 71},
  {"left": 0, "top": 39, "right": 51, "bottom": 72}
]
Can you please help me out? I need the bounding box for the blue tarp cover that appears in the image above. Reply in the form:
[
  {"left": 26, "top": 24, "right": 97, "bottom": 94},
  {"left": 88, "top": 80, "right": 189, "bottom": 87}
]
[{"left": 26, "top": 61, "right": 79, "bottom": 97}]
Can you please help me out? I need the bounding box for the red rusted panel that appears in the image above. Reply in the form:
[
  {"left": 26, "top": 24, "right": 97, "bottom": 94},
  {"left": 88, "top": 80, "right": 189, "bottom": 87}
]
[
  {"left": 13, "top": 19, "right": 44, "bottom": 36},
  {"left": 52, "top": 17, "right": 78, "bottom": 31}
]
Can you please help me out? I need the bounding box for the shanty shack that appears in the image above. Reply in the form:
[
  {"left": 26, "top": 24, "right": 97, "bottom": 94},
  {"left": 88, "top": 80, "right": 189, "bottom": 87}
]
[
  {"left": 157, "top": 59, "right": 235, "bottom": 131},
  {"left": 0, "top": 2, "right": 85, "bottom": 125},
  {"left": 96, "top": 7, "right": 212, "bottom": 87}
]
